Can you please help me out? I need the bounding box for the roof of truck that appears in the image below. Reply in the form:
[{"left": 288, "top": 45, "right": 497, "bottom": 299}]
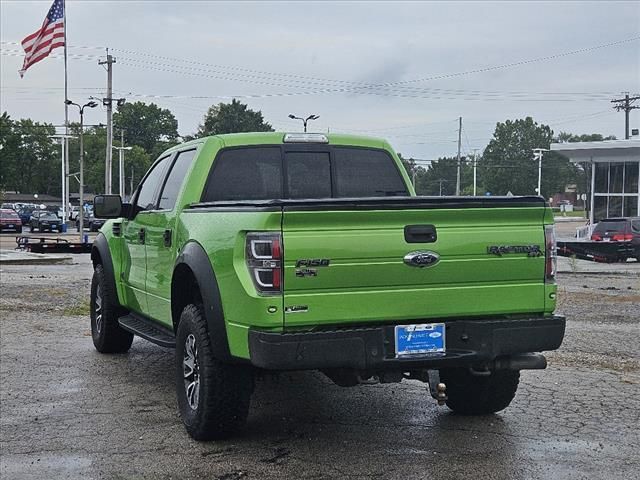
[{"left": 178, "top": 132, "right": 391, "bottom": 150}]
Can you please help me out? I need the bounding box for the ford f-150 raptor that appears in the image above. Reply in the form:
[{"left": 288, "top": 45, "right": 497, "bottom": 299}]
[{"left": 91, "top": 132, "right": 565, "bottom": 440}]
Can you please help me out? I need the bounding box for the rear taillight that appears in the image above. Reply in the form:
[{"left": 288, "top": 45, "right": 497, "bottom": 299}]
[
  {"left": 246, "top": 232, "right": 283, "bottom": 295},
  {"left": 591, "top": 234, "right": 602, "bottom": 241},
  {"left": 612, "top": 233, "right": 633, "bottom": 242},
  {"left": 545, "top": 225, "right": 556, "bottom": 283}
]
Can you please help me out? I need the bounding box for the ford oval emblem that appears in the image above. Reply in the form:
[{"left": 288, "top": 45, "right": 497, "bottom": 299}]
[{"left": 404, "top": 251, "right": 440, "bottom": 268}]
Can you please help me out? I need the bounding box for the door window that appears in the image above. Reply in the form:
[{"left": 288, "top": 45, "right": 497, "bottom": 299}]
[
  {"left": 158, "top": 149, "right": 197, "bottom": 210},
  {"left": 136, "top": 156, "right": 173, "bottom": 211}
]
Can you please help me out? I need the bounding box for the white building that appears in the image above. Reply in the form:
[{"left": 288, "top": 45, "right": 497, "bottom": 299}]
[{"left": 550, "top": 139, "right": 640, "bottom": 224}]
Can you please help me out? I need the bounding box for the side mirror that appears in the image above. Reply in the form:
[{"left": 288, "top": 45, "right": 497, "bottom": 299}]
[{"left": 94, "top": 195, "right": 122, "bottom": 218}]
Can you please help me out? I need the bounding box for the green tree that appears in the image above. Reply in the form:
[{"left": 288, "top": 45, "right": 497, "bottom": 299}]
[
  {"left": 0, "top": 113, "right": 58, "bottom": 194},
  {"left": 114, "top": 101, "right": 179, "bottom": 156},
  {"left": 419, "top": 157, "right": 474, "bottom": 196},
  {"left": 197, "top": 99, "right": 273, "bottom": 136},
  {"left": 553, "top": 132, "right": 616, "bottom": 143},
  {"left": 67, "top": 124, "right": 153, "bottom": 196},
  {"left": 479, "top": 117, "right": 579, "bottom": 197}
]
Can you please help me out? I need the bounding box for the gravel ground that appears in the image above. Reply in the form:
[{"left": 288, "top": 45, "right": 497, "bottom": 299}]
[{"left": 1, "top": 255, "right": 639, "bottom": 480}]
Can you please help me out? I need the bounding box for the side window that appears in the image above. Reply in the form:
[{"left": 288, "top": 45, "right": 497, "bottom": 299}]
[
  {"left": 333, "top": 148, "right": 408, "bottom": 197},
  {"left": 136, "top": 156, "right": 173, "bottom": 211},
  {"left": 286, "top": 152, "right": 331, "bottom": 199},
  {"left": 202, "top": 147, "right": 282, "bottom": 201},
  {"left": 631, "top": 220, "right": 640, "bottom": 233},
  {"left": 158, "top": 149, "right": 197, "bottom": 210}
]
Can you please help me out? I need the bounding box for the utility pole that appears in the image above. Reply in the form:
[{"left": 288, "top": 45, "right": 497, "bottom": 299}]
[
  {"left": 611, "top": 93, "right": 640, "bottom": 139},
  {"left": 456, "top": 116, "right": 462, "bottom": 195},
  {"left": 98, "top": 50, "right": 118, "bottom": 194}
]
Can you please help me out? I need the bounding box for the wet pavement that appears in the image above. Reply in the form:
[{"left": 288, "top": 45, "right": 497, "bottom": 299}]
[{"left": 1, "top": 256, "right": 639, "bottom": 479}]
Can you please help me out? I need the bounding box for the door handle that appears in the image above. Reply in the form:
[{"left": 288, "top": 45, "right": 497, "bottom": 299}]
[
  {"left": 138, "top": 228, "right": 146, "bottom": 244},
  {"left": 404, "top": 224, "right": 437, "bottom": 243},
  {"left": 163, "top": 229, "right": 172, "bottom": 248}
]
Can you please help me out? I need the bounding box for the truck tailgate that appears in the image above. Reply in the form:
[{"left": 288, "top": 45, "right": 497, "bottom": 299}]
[{"left": 282, "top": 198, "right": 548, "bottom": 328}]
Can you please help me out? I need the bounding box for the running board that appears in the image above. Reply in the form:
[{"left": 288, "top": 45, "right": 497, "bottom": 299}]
[{"left": 118, "top": 314, "right": 176, "bottom": 348}]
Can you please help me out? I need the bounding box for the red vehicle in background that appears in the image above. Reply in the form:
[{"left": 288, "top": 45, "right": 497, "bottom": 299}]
[
  {"left": 0, "top": 209, "right": 23, "bottom": 233},
  {"left": 591, "top": 217, "right": 640, "bottom": 261}
]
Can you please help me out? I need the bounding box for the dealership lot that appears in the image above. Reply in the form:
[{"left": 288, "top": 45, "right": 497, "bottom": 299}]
[{"left": 1, "top": 255, "right": 638, "bottom": 480}]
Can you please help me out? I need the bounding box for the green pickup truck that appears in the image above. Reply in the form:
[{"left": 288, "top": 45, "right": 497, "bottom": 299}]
[{"left": 91, "top": 132, "right": 565, "bottom": 440}]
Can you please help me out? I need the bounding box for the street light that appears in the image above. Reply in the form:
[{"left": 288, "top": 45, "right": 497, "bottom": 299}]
[
  {"left": 50, "top": 133, "right": 77, "bottom": 225},
  {"left": 66, "top": 99, "right": 98, "bottom": 241},
  {"left": 532, "top": 148, "right": 549, "bottom": 197},
  {"left": 288, "top": 114, "right": 319, "bottom": 133},
  {"left": 113, "top": 144, "right": 132, "bottom": 198}
]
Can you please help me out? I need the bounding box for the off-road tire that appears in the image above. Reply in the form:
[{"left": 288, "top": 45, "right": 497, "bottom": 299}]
[
  {"left": 90, "top": 264, "right": 133, "bottom": 353},
  {"left": 176, "top": 304, "right": 254, "bottom": 441},
  {"left": 440, "top": 368, "right": 520, "bottom": 415}
]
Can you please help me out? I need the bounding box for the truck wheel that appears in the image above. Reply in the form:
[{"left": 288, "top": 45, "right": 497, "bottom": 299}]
[
  {"left": 90, "top": 264, "right": 133, "bottom": 353},
  {"left": 439, "top": 368, "right": 520, "bottom": 415},
  {"left": 175, "top": 304, "right": 254, "bottom": 440}
]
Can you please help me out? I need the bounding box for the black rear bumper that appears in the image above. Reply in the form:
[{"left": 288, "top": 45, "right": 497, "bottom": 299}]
[{"left": 248, "top": 316, "right": 566, "bottom": 371}]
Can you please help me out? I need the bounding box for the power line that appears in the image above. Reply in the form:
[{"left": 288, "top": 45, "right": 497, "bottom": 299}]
[{"left": 2, "top": 34, "right": 636, "bottom": 100}]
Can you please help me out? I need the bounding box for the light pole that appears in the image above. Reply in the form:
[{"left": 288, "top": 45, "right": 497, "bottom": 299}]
[
  {"left": 50, "top": 134, "right": 77, "bottom": 225},
  {"left": 113, "top": 144, "right": 132, "bottom": 198},
  {"left": 66, "top": 99, "right": 98, "bottom": 241},
  {"left": 532, "top": 148, "right": 549, "bottom": 197},
  {"left": 288, "top": 114, "right": 319, "bottom": 133}
]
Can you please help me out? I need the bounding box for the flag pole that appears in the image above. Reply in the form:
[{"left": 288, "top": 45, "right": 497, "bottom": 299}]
[{"left": 63, "top": 0, "right": 69, "bottom": 225}]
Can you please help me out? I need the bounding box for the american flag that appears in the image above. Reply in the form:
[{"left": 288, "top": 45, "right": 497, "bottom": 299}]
[{"left": 19, "top": 0, "right": 65, "bottom": 77}]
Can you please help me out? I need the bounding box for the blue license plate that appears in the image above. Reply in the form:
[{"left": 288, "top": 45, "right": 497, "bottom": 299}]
[{"left": 395, "top": 323, "right": 446, "bottom": 357}]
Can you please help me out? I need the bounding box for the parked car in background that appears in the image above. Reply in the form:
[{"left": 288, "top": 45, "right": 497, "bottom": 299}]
[
  {"left": 591, "top": 217, "right": 640, "bottom": 261},
  {"left": 76, "top": 212, "right": 105, "bottom": 232},
  {"left": 18, "top": 208, "right": 34, "bottom": 226},
  {"left": 0, "top": 209, "right": 22, "bottom": 233},
  {"left": 29, "top": 211, "right": 61, "bottom": 232}
]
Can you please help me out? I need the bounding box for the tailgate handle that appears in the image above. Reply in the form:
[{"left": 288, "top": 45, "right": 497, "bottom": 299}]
[{"left": 404, "top": 225, "right": 437, "bottom": 243}]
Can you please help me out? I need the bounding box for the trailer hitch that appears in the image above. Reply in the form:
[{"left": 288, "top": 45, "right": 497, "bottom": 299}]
[{"left": 427, "top": 370, "right": 447, "bottom": 406}]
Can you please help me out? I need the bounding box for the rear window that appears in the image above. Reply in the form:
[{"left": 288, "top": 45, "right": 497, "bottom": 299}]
[
  {"left": 202, "top": 146, "right": 407, "bottom": 201},
  {"left": 593, "top": 221, "right": 628, "bottom": 233},
  {"left": 333, "top": 148, "right": 408, "bottom": 197},
  {"left": 1, "top": 211, "right": 19, "bottom": 219}
]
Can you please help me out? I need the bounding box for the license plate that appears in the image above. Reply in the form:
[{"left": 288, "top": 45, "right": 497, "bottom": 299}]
[
  {"left": 7, "top": 224, "right": 14, "bottom": 228},
  {"left": 395, "top": 323, "right": 446, "bottom": 357},
  {"left": 602, "top": 238, "right": 610, "bottom": 242}
]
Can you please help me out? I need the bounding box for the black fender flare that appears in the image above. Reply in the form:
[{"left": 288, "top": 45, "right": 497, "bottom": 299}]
[
  {"left": 173, "top": 241, "right": 233, "bottom": 362},
  {"left": 91, "top": 233, "right": 120, "bottom": 305}
]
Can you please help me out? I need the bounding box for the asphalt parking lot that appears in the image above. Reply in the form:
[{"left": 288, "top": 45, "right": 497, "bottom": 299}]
[{"left": 1, "top": 252, "right": 639, "bottom": 480}]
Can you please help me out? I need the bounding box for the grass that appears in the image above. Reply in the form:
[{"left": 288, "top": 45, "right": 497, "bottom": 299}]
[{"left": 63, "top": 299, "right": 90, "bottom": 316}]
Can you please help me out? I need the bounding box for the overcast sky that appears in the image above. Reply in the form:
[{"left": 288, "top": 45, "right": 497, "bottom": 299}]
[{"left": 1, "top": 1, "right": 639, "bottom": 160}]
